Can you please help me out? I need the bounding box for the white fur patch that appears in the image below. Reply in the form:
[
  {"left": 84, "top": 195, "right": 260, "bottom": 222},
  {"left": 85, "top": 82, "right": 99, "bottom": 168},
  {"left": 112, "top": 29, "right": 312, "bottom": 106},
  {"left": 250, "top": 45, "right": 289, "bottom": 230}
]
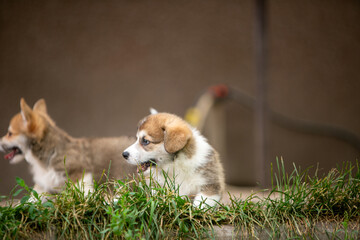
[
  {"left": 77, "top": 173, "right": 94, "bottom": 196},
  {"left": 25, "top": 151, "right": 66, "bottom": 194},
  {"left": 193, "top": 193, "right": 221, "bottom": 208},
  {"left": 149, "top": 108, "right": 158, "bottom": 115},
  {"left": 20, "top": 110, "right": 28, "bottom": 127},
  {"left": 185, "top": 127, "right": 213, "bottom": 169},
  {"left": 150, "top": 128, "right": 212, "bottom": 197}
]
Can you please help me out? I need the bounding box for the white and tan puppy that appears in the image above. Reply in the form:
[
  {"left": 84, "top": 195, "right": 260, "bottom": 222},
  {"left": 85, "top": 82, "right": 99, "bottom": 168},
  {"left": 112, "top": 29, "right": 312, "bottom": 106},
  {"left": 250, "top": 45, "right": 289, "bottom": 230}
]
[
  {"left": 122, "top": 110, "right": 225, "bottom": 208},
  {"left": 0, "top": 98, "right": 136, "bottom": 199}
]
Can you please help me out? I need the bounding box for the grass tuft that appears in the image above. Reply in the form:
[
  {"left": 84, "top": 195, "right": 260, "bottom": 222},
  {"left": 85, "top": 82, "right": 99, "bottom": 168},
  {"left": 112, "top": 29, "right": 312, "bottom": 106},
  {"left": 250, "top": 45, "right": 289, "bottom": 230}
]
[{"left": 0, "top": 159, "right": 359, "bottom": 239}]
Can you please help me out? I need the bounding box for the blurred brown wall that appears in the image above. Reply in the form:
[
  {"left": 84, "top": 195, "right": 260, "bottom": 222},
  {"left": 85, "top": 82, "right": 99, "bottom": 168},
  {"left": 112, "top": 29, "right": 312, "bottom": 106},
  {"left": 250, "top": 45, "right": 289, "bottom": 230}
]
[{"left": 0, "top": 0, "right": 359, "bottom": 195}]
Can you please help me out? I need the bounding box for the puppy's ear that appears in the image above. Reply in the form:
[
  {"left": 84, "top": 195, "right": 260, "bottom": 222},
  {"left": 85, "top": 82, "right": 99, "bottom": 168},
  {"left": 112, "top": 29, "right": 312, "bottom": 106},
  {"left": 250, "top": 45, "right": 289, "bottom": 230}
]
[
  {"left": 164, "top": 122, "right": 192, "bottom": 153},
  {"left": 150, "top": 108, "right": 158, "bottom": 115},
  {"left": 20, "top": 98, "right": 34, "bottom": 126},
  {"left": 33, "top": 99, "right": 48, "bottom": 114},
  {"left": 20, "top": 98, "right": 45, "bottom": 138}
]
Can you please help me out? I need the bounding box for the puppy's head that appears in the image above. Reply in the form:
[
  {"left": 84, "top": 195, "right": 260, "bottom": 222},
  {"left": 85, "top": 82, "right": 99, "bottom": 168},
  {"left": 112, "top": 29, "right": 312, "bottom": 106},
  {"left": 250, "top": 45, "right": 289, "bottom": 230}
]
[
  {"left": 0, "top": 98, "right": 49, "bottom": 164},
  {"left": 122, "top": 112, "right": 193, "bottom": 173}
]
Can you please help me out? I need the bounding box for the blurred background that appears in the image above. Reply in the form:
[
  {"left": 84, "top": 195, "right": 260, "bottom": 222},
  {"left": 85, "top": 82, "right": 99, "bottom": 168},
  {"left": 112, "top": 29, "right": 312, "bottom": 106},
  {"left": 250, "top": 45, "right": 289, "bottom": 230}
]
[{"left": 0, "top": 0, "right": 359, "bottom": 195}]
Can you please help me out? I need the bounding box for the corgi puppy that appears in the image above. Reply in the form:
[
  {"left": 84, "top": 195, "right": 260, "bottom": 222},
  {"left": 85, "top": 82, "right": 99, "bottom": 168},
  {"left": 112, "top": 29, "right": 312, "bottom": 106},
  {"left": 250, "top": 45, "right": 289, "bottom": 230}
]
[
  {"left": 122, "top": 110, "right": 225, "bottom": 208},
  {"left": 0, "top": 98, "right": 136, "bottom": 198}
]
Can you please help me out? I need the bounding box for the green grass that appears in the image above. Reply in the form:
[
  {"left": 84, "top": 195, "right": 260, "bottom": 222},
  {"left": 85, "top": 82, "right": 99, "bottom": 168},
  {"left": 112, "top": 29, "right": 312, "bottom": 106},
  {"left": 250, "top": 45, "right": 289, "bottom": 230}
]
[{"left": 0, "top": 159, "right": 359, "bottom": 239}]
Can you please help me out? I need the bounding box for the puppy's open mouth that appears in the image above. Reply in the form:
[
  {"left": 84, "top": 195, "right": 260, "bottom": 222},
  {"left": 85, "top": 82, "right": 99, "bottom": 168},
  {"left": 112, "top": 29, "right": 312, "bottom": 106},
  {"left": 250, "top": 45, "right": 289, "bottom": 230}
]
[
  {"left": 137, "top": 159, "right": 157, "bottom": 173},
  {"left": 3, "top": 147, "right": 22, "bottom": 161}
]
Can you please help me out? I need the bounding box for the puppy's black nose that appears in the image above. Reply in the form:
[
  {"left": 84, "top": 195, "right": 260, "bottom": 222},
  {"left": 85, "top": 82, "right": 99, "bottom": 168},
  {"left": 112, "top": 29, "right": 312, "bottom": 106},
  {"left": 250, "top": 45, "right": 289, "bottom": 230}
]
[{"left": 122, "top": 151, "right": 130, "bottom": 160}]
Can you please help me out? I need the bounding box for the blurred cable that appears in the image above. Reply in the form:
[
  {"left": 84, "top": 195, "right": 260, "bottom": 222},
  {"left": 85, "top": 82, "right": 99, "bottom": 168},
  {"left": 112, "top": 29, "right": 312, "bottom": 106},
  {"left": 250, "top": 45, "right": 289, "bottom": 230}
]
[{"left": 185, "top": 84, "right": 360, "bottom": 153}]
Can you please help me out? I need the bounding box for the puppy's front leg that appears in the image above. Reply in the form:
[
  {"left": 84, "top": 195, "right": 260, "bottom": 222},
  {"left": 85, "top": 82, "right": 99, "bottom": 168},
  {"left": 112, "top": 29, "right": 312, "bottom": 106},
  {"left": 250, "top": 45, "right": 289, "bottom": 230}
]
[
  {"left": 29, "top": 184, "right": 46, "bottom": 202},
  {"left": 76, "top": 173, "right": 94, "bottom": 196}
]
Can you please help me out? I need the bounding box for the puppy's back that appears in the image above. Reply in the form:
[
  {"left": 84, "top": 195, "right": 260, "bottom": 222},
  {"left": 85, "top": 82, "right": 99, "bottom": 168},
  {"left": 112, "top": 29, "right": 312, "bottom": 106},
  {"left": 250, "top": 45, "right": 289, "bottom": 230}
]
[{"left": 87, "top": 136, "right": 137, "bottom": 181}]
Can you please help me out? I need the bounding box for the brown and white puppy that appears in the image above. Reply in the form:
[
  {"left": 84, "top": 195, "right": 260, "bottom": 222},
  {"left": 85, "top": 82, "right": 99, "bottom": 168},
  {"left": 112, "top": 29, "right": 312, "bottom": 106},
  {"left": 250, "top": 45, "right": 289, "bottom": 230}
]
[
  {"left": 122, "top": 110, "right": 225, "bottom": 208},
  {"left": 0, "top": 98, "right": 136, "bottom": 199}
]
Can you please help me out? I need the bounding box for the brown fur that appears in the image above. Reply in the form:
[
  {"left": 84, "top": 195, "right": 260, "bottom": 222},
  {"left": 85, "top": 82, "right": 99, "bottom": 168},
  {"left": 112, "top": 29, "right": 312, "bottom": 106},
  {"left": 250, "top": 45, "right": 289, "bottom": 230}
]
[
  {"left": 139, "top": 113, "right": 194, "bottom": 156},
  {"left": 196, "top": 150, "right": 225, "bottom": 196}
]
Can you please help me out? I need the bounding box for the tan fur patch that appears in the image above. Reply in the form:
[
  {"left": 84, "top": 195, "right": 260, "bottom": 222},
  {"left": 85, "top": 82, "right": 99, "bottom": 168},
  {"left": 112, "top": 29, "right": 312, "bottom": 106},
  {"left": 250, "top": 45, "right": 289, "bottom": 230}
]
[
  {"left": 8, "top": 114, "right": 25, "bottom": 136},
  {"left": 33, "top": 99, "right": 56, "bottom": 126},
  {"left": 139, "top": 113, "right": 193, "bottom": 154},
  {"left": 138, "top": 116, "right": 165, "bottom": 142},
  {"left": 19, "top": 98, "right": 46, "bottom": 139},
  {"left": 33, "top": 99, "right": 47, "bottom": 114},
  {"left": 164, "top": 123, "right": 192, "bottom": 153}
]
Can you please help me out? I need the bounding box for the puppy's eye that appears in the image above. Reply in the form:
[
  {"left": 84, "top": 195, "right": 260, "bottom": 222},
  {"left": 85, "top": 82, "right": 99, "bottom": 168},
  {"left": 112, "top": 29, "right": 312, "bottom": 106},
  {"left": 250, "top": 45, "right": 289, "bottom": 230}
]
[
  {"left": 8, "top": 132, "right": 12, "bottom": 137},
  {"left": 141, "top": 137, "right": 150, "bottom": 146}
]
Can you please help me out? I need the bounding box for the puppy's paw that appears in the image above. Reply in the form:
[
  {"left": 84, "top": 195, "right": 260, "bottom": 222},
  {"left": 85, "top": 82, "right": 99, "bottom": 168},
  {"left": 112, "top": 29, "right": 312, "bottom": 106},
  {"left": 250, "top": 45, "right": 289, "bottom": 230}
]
[{"left": 193, "top": 193, "right": 221, "bottom": 209}]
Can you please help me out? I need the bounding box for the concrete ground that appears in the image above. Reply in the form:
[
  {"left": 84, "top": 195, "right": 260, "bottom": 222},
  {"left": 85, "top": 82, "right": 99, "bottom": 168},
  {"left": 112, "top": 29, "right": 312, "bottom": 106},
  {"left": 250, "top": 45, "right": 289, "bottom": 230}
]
[{"left": 218, "top": 186, "right": 360, "bottom": 239}]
